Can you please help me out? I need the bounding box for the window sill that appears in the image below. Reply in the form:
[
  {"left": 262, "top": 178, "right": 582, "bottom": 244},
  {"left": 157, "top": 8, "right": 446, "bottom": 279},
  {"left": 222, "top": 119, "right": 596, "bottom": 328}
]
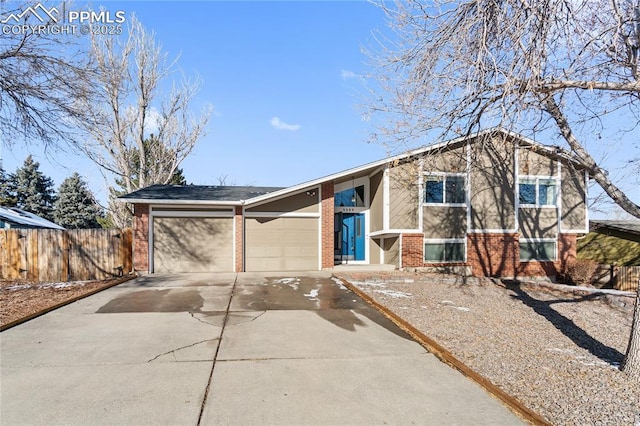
[{"left": 423, "top": 203, "right": 467, "bottom": 208}]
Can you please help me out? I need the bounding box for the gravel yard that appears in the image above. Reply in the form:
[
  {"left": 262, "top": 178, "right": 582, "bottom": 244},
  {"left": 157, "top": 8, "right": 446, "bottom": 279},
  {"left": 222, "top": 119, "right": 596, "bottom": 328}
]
[
  {"left": 337, "top": 272, "right": 640, "bottom": 426},
  {"left": 0, "top": 278, "right": 130, "bottom": 327}
]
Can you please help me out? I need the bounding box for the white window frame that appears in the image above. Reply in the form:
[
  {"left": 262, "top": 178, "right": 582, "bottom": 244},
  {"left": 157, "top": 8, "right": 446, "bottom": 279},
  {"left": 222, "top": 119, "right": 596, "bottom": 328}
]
[
  {"left": 423, "top": 172, "right": 467, "bottom": 207},
  {"left": 518, "top": 238, "right": 557, "bottom": 262},
  {"left": 423, "top": 238, "right": 467, "bottom": 263},
  {"left": 518, "top": 175, "right": 558, "bottom": 208}
]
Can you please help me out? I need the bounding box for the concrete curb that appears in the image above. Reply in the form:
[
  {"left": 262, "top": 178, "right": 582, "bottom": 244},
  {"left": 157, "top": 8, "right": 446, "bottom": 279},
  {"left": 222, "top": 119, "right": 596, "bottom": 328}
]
[
  {"left": 1, "top": 275, "right": 136, "bottom": 332},
  {"left": 337, "top": 275, "right": 552, "bottom": 426}
]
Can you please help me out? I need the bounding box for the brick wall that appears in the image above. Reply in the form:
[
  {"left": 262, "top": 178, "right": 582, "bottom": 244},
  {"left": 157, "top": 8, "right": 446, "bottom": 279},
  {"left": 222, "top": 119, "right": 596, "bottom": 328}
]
[
  {"left": 321, "top": 183, "right": 334, "bottom": 269},
  {"left": 401, "top": 234, "right": 424, "bottom": 267},
  {"left": 467, "top": 233, "right": 518, "bottom": 277},
  {"left": 133, "top": 204, "right": 149, "bottom": 273},
  {"left": 466, "top": 232, "right": 578, "bottom": 279},
  {"left": 235, "top": 206, "right": 243, "bottom": 272}
]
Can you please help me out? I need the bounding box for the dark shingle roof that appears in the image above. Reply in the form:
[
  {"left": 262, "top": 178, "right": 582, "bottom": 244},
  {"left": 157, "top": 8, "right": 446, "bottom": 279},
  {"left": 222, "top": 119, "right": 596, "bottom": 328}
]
[
  {"left": 119, "top": 185, "right": 284, "bottom": 202},
  {"left": 591, "top": 220, "right": 640, "bottom": 236}
]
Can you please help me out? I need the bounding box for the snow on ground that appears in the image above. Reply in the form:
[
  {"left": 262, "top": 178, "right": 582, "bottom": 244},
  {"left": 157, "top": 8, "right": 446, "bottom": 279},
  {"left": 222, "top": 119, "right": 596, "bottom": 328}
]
[
  {"left": 303, "top": 289, "right": 319, "bottom": 300},
  {"left": 5, "top": 281, "right": 91, "bottom": 291},
  {"left": 274, "top": 277, "right": 300, "bottom": 290},
  {"left": 373, "top": 289, "right": 412, "bottom": 299}
]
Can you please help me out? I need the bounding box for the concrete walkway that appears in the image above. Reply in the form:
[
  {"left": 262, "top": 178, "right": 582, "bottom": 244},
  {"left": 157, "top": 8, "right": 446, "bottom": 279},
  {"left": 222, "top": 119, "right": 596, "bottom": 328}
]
[{"left": 1, "top": 272, "right": 522, "bottom": 425}]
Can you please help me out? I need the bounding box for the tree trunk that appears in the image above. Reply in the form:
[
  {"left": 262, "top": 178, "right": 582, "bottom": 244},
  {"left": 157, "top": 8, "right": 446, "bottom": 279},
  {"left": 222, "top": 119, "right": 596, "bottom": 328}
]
[{"left": 621, "top": 281, "right": 640, "bottom": 380}]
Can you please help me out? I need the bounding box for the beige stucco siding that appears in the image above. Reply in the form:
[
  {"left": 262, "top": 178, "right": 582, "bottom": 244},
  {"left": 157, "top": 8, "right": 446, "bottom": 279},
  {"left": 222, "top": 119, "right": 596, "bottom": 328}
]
[
  {"left": 153, "top": 217, "right": 233, "bottom": 273},
  {"left": 369, "top": 238, "right": 381, "bottom": 264},
  {"left": 370, "top": 171, "right": 384, "bottom": 232},
  {"left": 561, "top": 167, "right": 586, "bottom": 231},
  {"left": 423, "top": 206, "right": 467, "bottom": 238},
  {"left": 469, "top": 138, "right": 516, "bottom": 230},
  {"left": 389, "top": 163, "right": 419, "bottom": 229},
  {"left": 382, "top": 237, "right": 399, "bottom": 266},
  {"left": 246, "top": 191, "right": 319, "bottom": 214},
  {"left": 519, "top": 148, "right": 557, "bottom": 176},
  {"left": 518, "top": 208, "right": 558, "bottom": 238},
  {"left": 245, "top": 217, "right": 319, "bottom": 271}
]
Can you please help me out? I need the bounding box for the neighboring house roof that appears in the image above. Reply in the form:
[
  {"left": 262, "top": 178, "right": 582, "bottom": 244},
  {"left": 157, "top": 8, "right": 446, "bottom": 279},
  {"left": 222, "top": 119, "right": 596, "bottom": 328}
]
[
  {"left": 120, "top": 127, "right": 588, "bottom": 205},
  {"left": 590, "top": 220, "right": 640, "bottom": 237},
  {"left": 119, "top": 185, "right": 284, "bottom": 204},
  {"left": 0, "top": 207, "right": 65, "bottom": 230}
]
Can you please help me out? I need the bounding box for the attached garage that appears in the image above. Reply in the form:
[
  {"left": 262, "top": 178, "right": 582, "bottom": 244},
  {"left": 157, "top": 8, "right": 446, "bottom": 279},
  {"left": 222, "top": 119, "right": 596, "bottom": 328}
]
[
  {"left": 245, "top": 217, "right": 319, "bottom": 271},
  {"left": 153, "top": 215, "right": 234, "bottom": 273}
]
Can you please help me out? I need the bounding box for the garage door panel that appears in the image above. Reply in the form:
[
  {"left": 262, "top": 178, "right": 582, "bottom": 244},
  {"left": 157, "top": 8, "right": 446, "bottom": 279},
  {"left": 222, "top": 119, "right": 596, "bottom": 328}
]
[
  {"left": 154, "top": 217, "right": 233, "bottom": 273},
  {"left": 245, "top": 217, "right": 318, "bottom": 271}
]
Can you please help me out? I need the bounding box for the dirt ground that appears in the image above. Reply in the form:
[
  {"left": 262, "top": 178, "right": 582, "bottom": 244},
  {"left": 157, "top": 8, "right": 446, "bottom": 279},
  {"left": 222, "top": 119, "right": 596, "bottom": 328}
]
[{"left": 0, "top": 278, "right": 130, "bottom": 327}]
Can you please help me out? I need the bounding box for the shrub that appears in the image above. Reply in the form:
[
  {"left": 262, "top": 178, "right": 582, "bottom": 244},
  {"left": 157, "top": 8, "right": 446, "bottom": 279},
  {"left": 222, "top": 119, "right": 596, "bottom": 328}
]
[{"left": 564, "top": 259, "right": 599, "bottom": 286}]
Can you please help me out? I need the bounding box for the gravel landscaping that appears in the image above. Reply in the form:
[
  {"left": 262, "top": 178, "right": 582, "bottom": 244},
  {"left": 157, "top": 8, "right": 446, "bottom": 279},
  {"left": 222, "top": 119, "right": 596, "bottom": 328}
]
[
  {"left": 337, "top": 272, "right": 640, "bottom": 426},
  {"left": 0, "top": 277, "right": 131, "bottom": 327}
]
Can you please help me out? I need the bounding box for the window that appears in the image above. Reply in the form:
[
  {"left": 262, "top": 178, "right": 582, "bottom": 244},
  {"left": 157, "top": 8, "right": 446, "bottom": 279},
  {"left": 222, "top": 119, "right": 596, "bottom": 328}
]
[
  {"left": 335, "top": 185, "right": 365, "bottom": 207},
  {"left": 424, "top": 240, "right": 466, "bottom": 262},
  {"left": 424, "top": 175, "right": 465, "bottom": 205},
  {"left": 519, "top": 240, "right": 556, "bottom": 261},
  {"left": 519, "top": 177, "right": 557, "bottom": 206}
]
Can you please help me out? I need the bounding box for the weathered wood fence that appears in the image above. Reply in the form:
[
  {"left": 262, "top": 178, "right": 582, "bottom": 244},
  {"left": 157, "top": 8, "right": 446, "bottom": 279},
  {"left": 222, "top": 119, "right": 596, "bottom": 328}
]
[
  {"left": 0, "top": 229, "right": 132, "bottom": 282},
  {"left": 593, "top": 264, "right": 640, "bottom": 292},
  {"left": 616, "top": 266, "right": 640, "bottom": 292}
]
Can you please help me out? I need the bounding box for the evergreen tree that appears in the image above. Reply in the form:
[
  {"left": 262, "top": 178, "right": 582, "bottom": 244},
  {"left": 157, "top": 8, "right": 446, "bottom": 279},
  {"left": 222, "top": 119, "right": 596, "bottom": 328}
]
[
  {"left": 54, "top": 173, "right": 102, "bottom": 229},
  {"left": 0, "top": 167, "right": 17, "bottom": 207},
  {"left": 13, "top": 156, "right": 56, "bottom": 220}
]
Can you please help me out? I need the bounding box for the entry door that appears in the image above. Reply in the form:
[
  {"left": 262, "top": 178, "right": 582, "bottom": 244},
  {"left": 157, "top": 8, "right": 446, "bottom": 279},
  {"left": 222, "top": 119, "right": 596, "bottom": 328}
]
[{"left": 337, "top": 213, "right": 365, "bottom": 261}]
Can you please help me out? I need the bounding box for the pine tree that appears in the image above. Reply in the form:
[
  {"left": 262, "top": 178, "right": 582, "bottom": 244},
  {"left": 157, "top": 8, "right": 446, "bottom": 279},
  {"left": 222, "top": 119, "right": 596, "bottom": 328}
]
[
  {"left": 13, "top": 156, "right": 56, "bottom": 220},
  {"left": 0, "top": 166, "right": 17, "bottom": 207},
  {"left": 54, "top": 173, "right": 102, "bottom": 229}
]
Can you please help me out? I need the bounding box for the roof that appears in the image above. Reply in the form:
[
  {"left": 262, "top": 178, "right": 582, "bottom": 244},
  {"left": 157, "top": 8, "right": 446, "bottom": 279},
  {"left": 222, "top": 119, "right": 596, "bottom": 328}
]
[
  {"left": 590, "top": 220, "right": 640, "bottom": 236},
  {"left": 120, "top": 127, "right": 588, "bottom": 205},
  {"left": 0, "top": 207, "right": 65, "bottom": 230},
  {"left": 119, "top": 185, "right": 284, "bottom": 204}
]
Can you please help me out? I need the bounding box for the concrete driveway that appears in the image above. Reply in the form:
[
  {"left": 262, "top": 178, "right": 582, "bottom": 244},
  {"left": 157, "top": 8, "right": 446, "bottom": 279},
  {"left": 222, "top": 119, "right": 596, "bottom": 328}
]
[{"left": 1, "top": 272, "right": 522, "bottom": 425}]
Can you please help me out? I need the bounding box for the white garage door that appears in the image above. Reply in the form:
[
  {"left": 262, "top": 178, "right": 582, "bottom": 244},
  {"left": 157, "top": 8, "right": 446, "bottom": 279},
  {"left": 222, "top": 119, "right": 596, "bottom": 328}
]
[
  {"left": 245, "top": 217, "right": 319, "bottom": 271},
  {"left": 153, "top": 217, "right": 234, "bottom": 273}
]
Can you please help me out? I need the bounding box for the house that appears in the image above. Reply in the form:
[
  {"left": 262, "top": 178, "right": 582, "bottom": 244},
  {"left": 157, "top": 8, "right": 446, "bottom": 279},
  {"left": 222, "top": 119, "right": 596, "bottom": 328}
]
[
  {"left": 120, "top": 128, "right": 589, "bottom": 278},
  {"left": 0, "top": 207, "right": 65, "bottom": 230},
  {"left": 578, "top": 220, "right": 640, "bottom": 266}
]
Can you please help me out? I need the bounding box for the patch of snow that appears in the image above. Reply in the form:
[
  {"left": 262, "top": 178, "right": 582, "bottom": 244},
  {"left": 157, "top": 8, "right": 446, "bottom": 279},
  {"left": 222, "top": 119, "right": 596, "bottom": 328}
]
[
  {"left": 275, "top": 278, "right": 299, "bottom": 284},
  {"left": 440, "top": 300, "right": 455, "bottom": 305},
  {"left": 5, "top": 284, "right": 33, "bottom": 291},
  {"left": 453, "top": 306, "right": 470, "bottom": 312},
  {"left": 373, "top": 289, "right": 412, "bottom": 299},
  {"left": 352, "top": 281, "right": 387, "bottom": 288},
  {"left": 303, "top": 289, "right": 319, "bottom": 300},
  {"left": 330, "top": 277, "right": 348, "bottom": 290}
]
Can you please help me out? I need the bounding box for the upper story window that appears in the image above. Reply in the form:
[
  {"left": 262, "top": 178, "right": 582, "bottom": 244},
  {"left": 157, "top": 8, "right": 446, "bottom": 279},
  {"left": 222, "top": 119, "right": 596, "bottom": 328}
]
[
  {"left": 424, "top": 174, "right": 465, "bottom": 205},
  {"left": 519, "top": 177, "right": 557, "bottom": 207},
  {"left": 335, "top": 185, "right": 365, "bottom": 207}
]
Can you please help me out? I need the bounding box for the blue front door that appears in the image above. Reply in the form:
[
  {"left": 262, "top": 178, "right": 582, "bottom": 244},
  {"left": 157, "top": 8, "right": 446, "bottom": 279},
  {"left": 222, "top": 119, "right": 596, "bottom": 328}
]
[{"left": 337, "top": 213, "right": 365, "bottom": 261}]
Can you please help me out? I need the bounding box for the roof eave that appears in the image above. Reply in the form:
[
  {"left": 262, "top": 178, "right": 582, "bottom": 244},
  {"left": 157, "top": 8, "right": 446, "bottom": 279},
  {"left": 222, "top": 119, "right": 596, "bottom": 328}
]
[{"left": 119, "top": 198, "right": 243, "bottom": 206}]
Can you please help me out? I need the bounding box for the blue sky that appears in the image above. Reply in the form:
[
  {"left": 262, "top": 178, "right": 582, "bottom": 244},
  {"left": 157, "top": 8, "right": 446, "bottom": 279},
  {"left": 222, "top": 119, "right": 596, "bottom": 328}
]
[
  {"left": 1, "top": 1, "right": 638, "bottom": 218},
  {"left": 3, "top": 1, "right": 389, "bottom": 198}
]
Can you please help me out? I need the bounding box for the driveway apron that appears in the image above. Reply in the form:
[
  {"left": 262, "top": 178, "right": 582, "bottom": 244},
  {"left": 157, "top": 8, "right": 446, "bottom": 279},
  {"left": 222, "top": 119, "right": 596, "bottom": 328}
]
[{"left": 0, "top": 272, "right": 522, "bottom": 425}]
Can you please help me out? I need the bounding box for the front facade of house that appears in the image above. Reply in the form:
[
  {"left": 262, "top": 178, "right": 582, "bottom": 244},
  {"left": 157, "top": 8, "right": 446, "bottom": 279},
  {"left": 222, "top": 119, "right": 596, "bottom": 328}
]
[{"left": 122, "top": 129, "right": 589, "bottom": 279}]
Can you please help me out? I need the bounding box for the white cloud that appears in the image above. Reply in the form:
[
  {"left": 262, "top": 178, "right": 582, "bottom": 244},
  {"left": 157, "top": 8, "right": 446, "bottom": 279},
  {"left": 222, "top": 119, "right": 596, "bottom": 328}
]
[
  {"left": 270, "top": 116, "right": 301, "bottom": 131},
  {"left": 340, "top": 69, "right": 359, "bottom": 80}
]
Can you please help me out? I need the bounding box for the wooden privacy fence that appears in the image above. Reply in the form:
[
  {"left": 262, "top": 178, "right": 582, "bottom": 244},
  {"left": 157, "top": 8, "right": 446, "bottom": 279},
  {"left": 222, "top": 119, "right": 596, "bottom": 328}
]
[
  {"left": 616, "top": 266, "right": 640, "bottom": 292},
  {"left": 0, "top": 229, "right": 132, "bottom": 282}
]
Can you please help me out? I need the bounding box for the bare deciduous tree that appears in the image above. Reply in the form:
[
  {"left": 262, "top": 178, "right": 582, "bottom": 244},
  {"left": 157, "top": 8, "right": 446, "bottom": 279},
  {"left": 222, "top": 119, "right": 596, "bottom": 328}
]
[
  {"left": 368, "top": 0, "right": 640, "bottom": 377},
  {"left": 0, "top": 1, "right": 91, "bottom": 148},
  {"left": 79, "top": 16, "right": 211, "bottom": 227}
]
